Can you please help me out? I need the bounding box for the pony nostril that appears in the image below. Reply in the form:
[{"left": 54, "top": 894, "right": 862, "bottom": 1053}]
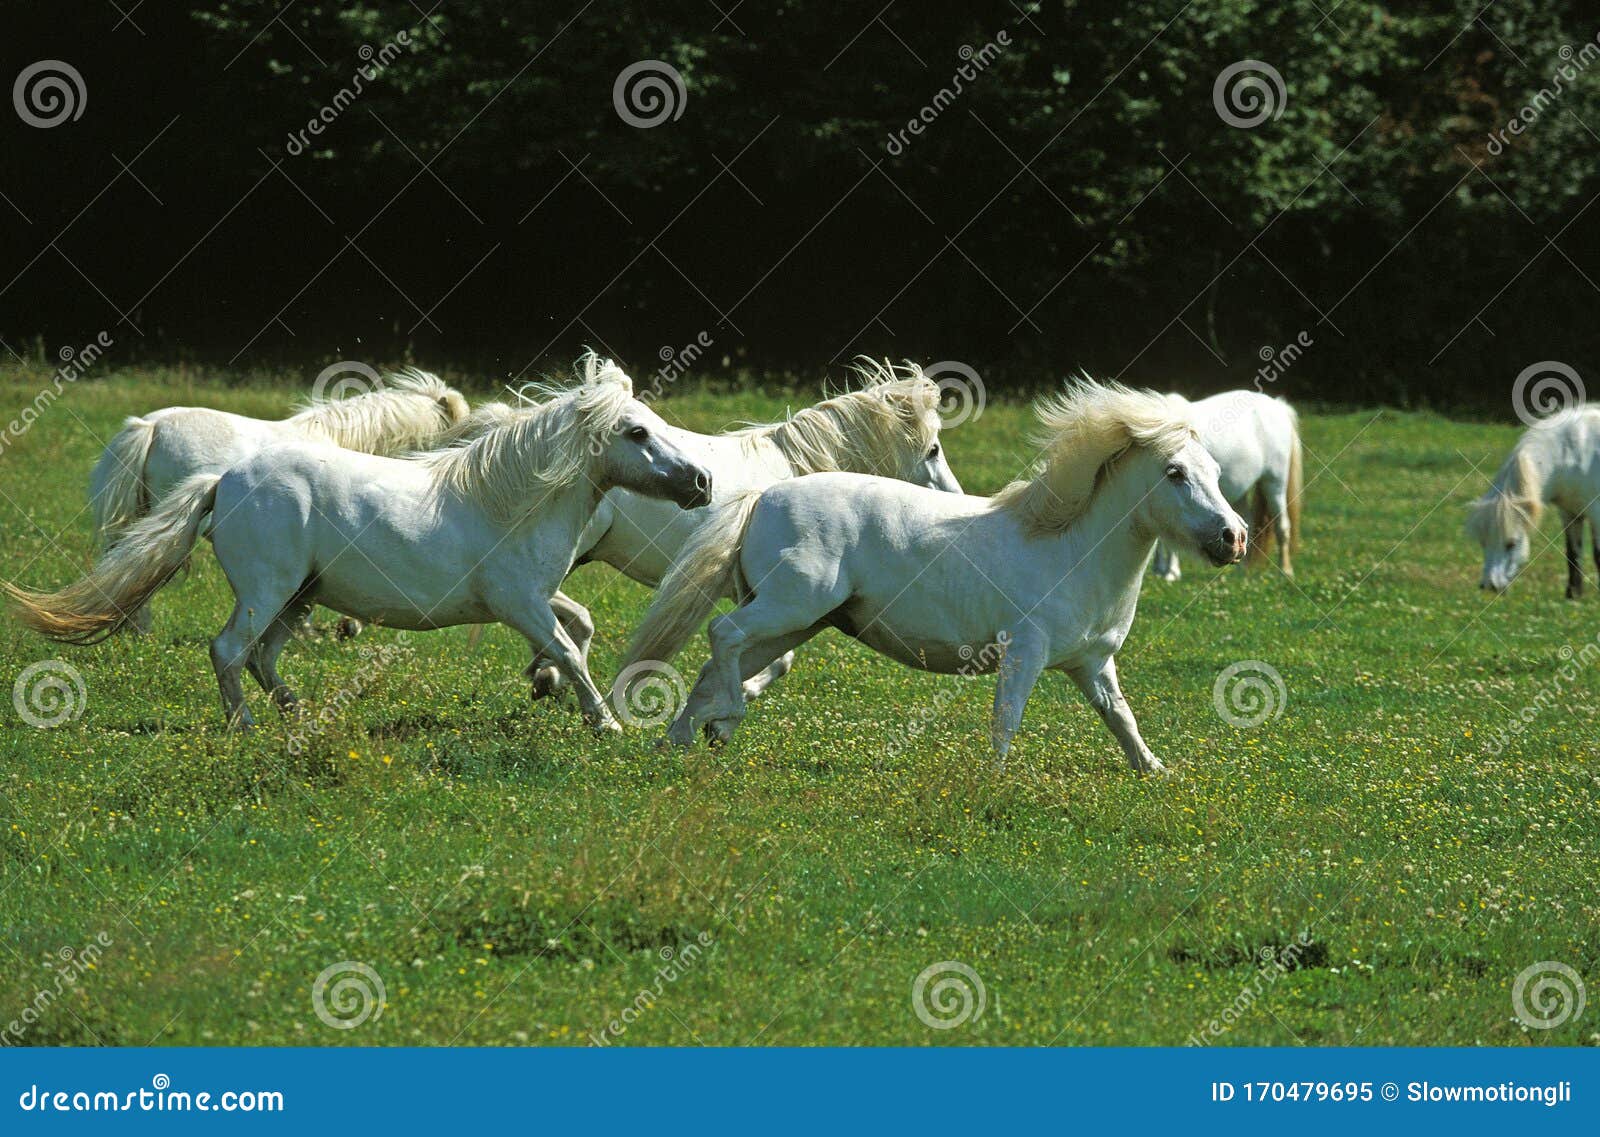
[{"left": 694, "top": 471, "right": 712, "bottom": 496}]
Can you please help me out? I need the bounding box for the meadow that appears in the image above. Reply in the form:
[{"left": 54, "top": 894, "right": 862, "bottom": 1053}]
[{"left": 0, "top": 364, "right": 1595, "bottom": 1047}]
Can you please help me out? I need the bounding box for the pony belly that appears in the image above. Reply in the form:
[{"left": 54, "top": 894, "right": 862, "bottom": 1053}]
[{"left": 831, "top": 600, "right": 1001, "bottom": 674}]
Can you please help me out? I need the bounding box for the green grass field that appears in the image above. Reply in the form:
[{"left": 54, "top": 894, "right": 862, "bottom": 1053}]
[{"left": 1, "top": 364, "right": 1595, "bottom": 1047}]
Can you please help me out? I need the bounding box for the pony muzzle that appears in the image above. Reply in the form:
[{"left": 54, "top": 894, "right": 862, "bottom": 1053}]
[
  {"left": 676, "top": 468, "right": 714, "bottom": 509},
  {"left": 1205, "top": 523, "right": 1247, "bottom": 566}
]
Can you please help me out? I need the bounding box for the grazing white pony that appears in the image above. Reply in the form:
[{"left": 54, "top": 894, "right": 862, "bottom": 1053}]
[
  {"left": 88, "top": 369, "right": 472, "bottom": 631},
  {"left": 621, "top": 380, "right": 1247, "bottom": 774},
  {"left": 1149, "top": 389, "right": 1302, "bottom": 581},
  {"left": 1469, "top": 406, "right": 1600, "bottom": 596},
  {"left": 8, "top": 360, "right": 713, "bottom": 732},
  {"left": 527, "top": 360, "right": 963, "bottom": 702}
]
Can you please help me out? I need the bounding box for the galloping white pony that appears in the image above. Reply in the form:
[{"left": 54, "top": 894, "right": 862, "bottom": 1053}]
[
  {"left": 621, "top": 380, "right": 1247, "bottom": 774},
  {"left": 527, "top": 360, "right": 963, "bottom": 702},
  {"left": 88, "top": 369, "right": 472, "bottom": 631},
  {"left": 1469, "top": 406, "right": 1600, "bottom": 596},
  {"left": 8, "top": 359, "right": 713, "bottom": 732},
  {"left": 1149, "top": 389, "right": 1302, "bottom": 580}
]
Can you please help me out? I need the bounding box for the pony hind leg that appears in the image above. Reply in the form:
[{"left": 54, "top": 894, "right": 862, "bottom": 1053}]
[
  {"left": 246, "top": 595, "right": 313, "bottom": 711},
  {"left": 668, "top": 629, "right": 816, "bottom": 746},
  {"left": 1150, "top": 541, "right": 1181, "bottom": 582},
  {"left": 212, "top": 598, "right": 275, "bottom": 729}
]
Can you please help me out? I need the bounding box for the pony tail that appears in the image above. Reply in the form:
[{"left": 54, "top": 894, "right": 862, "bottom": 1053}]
[
  {"left": 6, "top": 473, "right": 219, "bottom": 644},
  {"left": 615, "top": 492, "right": 762, "bottom": 685},
  {"left": 88, "top": 416, "right": 156, "bottom": 547}
]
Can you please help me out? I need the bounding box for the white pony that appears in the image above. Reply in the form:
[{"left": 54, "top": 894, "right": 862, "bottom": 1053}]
[
  {"left": 1149, "top": 389, "right": 1302, "bottom": 581},
  {"left": 1469, "top": 406, "right": 1600, "bottom": 596},
  {"left": 621, "top": 380, "right": 1247, "bottom": 774},
  {"left": 8, "top": 360, "right": 713, "bottom": 732},
  {"left": 527, "top": 360, "right": 963, "bottom": 702},
  {"left": 88, "top": 369, "right": 472, "bottom": 631}
]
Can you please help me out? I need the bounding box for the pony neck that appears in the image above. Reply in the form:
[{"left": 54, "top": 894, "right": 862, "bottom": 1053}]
[{"left": 1025, "top": 458, "right": 1159, "bottom": 607}]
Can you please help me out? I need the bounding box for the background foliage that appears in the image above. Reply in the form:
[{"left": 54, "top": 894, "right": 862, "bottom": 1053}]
[{"left": 3, "top": 1, "right": 1598, "bottom": 404}]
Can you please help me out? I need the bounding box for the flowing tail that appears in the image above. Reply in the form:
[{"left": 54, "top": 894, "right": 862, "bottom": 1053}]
[
  {"left": 88, "top": 416, "right": 157, "bottom": 548},
  {"left": 615, "top": 492, "right": 762, "bottom": 687},
  {"left": 6, "top": 473, "right": 219, "bottom": 644}
]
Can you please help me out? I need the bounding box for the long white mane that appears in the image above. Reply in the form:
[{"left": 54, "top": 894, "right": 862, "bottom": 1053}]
[
  {"left": 731, "top": 359, "right": 943, "bottom": 478},
  {"left": 289, "top": 368, "right": 471, "bottom": 454},
  {"left": 413, "top": 355, "right": 635, "bottom": 528},
  {"left": 994, "top": 378, "right": 1194, "bottom": 535}
]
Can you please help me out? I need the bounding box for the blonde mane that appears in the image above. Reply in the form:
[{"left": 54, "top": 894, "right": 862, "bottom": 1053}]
[
  {"left": 1467, "top": 436, "right": 1546, "bottom": 545},
  {"left": 994, "top": 379, "right": 1195, "bottom": 535},
  {"left": 734, "top": 359, "right": 943, "bottom": 478},
  {"left": 290, "top": 368, "right": 471, "bottom": 454},
  {"left": 413, "top": 355, "right": 635, "bottom": 528}
]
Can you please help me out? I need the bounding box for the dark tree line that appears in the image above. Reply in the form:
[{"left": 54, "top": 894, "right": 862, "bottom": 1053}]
[{"left": 2, "top": 1, "right": 1597, "bottom": 406}]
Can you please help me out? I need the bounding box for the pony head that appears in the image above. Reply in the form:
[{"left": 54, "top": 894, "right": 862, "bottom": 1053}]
[
  {"left": 847, "top": 359, "right": 963, "bottom": 492},
  {"left": 750, "top": 360, "right": 962, "bottom": 492},
  {"left": 996, "top": 378, "right": 1247, "bottom": 565},
  {"left": 1467, "top": 450, "right": 1543, "bottom": 592},
  {"left": 417, "top": 354, "right": 710, "bottom": 527},
  {"left": 578, "top": 355, "right": 714, "bottom": 510}
]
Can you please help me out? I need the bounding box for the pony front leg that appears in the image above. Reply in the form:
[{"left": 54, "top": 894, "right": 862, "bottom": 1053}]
[
  {"left": 989, "top": 632, "right": 1047, "bottom": 766},
  {"left": 529, "top": 591, "right": 594, "bottom": 699},
  {"left": 1563, "top": 513, "right": 1584, "bottom": 599},
  {"left": 500, "top": 599, "right": 618, "bottom": 733},
  {"left": 1066, "top": 656, "right": 1166, "bottom": 776}
]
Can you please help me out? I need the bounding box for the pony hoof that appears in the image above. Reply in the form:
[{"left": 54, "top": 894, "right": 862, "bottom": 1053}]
[
  {"left": 588, "top": 717, "right": 623, "bottom": 736},
  {"left": 335, "top": 617, "right": 363, "bottom": 639},
  {"left": 703, "top": 720, "right": 737, "bottom": 746},
  {"left": 529, "top": 668, "right": 564, "bottom": 699}
]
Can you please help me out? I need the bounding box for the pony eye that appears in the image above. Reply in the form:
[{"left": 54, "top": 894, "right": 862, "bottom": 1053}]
[
  {"left": 927, "top": 443, "right": 940, "bottom": 460},
  {"left": 1505, "top": 541, "right": 1516, "bottom": 551},
  {"left": 1166, "top": 465, "right": 1186, "bottom": 482},
  {"left": 627, "top": 426, "right": 649, "bottom": 443}
]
